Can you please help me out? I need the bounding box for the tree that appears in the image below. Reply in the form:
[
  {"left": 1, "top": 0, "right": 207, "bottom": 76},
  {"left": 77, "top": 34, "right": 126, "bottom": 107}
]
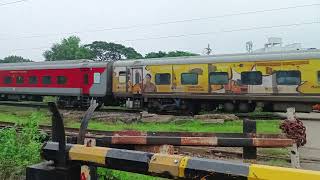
[
  {"left": 0, "top": 55, "right": 32, "bottom": 63},
  {"left": 43, "top": 36, "right": 93, "bottom": 61},
  {"left": 85, "top": 41, "right": 143, "bottom": 61},
  {"left": 145, "top": 51, "right": 198, "bottom": 59},
  {"left": 144, "top": 51, "right": 167, "bottom": 58}
]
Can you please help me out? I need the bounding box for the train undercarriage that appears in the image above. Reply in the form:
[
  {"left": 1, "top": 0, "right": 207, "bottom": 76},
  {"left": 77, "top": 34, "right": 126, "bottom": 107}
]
[
  {"left": 0, "top": 93, "right": 317, "bottom": 114},
  {"left": 121, "top": 95, "right": 317, "bottom": 114},
  {"left": 0, "top": 94, "right": 106, "bottom": 109}
]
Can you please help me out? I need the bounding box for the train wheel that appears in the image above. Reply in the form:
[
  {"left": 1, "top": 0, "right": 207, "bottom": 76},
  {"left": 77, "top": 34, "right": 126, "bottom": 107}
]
[
  {"left": 249, "top": 103, "right": 256, "bottom": 112},
  {"left": 57, "top": 101, "right": 66, "bottom": 109},
  {"left": 95, "top": 102, "right": 104, "bottom": 110},
  {"left": 262, "top": 103, "right": 274, "bottom": 112},
  {"left": 238, "top": 102, "right": 250, "bottom": 113},
  {"left": 186, "top": 102, "right": 200, "bottom": 115},
  {"left": 223, "top": 102, "right": 236, "bottom": 113}
]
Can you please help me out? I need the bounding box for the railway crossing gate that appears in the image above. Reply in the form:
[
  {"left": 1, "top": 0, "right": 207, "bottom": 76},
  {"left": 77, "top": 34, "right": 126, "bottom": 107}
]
[{"left": 26, "top": 103, "right": 320, "bottom": 180}]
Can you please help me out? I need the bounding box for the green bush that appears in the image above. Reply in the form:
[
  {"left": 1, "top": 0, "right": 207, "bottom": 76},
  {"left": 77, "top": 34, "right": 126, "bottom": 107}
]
[
  {"left": 97, "top": 168, "right": 160, "bottom": 180},
  {"left": 0, "top": 112, "right": 43, "bottom": 179}
]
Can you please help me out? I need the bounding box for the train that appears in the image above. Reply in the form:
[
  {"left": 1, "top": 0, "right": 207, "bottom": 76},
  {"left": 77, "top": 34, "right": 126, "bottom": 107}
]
[{"left": 1, "top": 49, "right": 320, "bottom": 113}]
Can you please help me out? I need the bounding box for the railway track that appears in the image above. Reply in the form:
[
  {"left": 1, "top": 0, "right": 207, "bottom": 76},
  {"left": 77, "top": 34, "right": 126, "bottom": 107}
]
[
  {"left": 0, "top": 101, "right": 141, "bottom": 113},
  {"left": 0, "top": 101, "right": 289, "bottom": 119}
]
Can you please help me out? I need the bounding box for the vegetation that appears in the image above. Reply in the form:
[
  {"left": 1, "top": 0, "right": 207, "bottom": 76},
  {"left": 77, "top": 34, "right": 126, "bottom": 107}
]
[
  {"left": 0, "top": 55, "right": 32, "bottom": 63},
  {"left": 97, "top": 169, "right": 159, "bottom": 180},
  {"left": 0, "top": 105, "right": 280, "bottom": 133},
  {"left": 42, "top": 36, "right": 198, "bottom": 61},
  {"left": 85, "top": 41, "right": 143, "bottom": 61},
  {"left": 67, "top": 120, "right": 280, "bottom": 133},
  {"left": 145, "top": 51, "right": 199, "bottom": 59},
  {"left": 43, "top": 36, "right": 93, "bottom": 61},
  {"left": 0, "top": 112, "right": 42, "bottom": 179},
  {"left": 0, "top": 36, "right": 199, "bottom": 62}
]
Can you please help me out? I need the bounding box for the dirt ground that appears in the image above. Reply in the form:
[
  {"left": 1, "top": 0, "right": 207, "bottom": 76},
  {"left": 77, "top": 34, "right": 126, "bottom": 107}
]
[
  {"left": 300, "top": 120, "right": 320, "bottom": 170},
  {"left": 59, "top": 110, "right": 238, "bottom": 124}
]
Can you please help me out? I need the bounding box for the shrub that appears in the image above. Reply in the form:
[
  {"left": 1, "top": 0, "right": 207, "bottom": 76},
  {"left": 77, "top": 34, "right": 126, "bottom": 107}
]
[{"left": 0, "top": 112, "right": 43, "bottom": 179}]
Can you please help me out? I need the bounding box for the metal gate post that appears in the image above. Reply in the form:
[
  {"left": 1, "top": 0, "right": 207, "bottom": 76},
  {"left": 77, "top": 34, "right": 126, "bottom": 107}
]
[
  {"left": 26, "top": 102, "right": 81, "bottom": 180},
  {"left": 243, "top": 119, "right": 257, "bottom": 162},
  {"left": 287, "top": 107, "right": 301, "bottom": 168},
  {"left": 78, "top": 102, "right": 99, "bottom": 180}
]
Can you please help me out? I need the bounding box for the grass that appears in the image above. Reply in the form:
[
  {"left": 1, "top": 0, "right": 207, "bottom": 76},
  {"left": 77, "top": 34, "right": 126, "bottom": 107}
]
[
  {"left": 0, "top": 105, "right": 50, "bottom": 124},
  {"left": 0, "top": 105, "right": 284, "bottom": 180},
  {"left": 260, "top": 159, "right": 290, "bottom": 167},
  {"left": 0, "top": 105, "right": 281, "bottom": 133},
  {"left": 97, "top": 169, "right": 161, "bottom": 180},
  {"left": 66, "top": 119, "right": 280, "bottom": 133},
  {"left": 259, "top": 148, "right": 289, "bottom": 157}
]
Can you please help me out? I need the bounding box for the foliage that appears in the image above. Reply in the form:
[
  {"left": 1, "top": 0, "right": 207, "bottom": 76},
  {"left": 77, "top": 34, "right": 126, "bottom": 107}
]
[
  {"left": 97, "top": 168, "right": 159, "bottom": 180},
  {"left": 0, "top": 112, "right": 42, "bottom": 179},
  {"left": 41, "top": 36, "right": 198, "bottom": 61},
  {"left": 68, "top": 120, "right": 281, "bottom": 134},
  {"left": 43, "top": 36, "right": 93, "bottom": 61},
  {"left": 85, "top": 41, "right": 143, "bottom": 61},
  {"left": 0, "top": 55, "right": 32, "bottom": 63},
  {"left": 145, "top": 51, "right": 199, "bottom": 59}
]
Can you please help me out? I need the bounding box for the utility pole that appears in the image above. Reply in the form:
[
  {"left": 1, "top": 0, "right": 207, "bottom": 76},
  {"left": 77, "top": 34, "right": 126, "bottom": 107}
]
[
  {"left": 246, "top": 41, "right": 253, "bottom": 53},
  {"left": 204, "top": 44, "right": 212, "bottom": 55}
]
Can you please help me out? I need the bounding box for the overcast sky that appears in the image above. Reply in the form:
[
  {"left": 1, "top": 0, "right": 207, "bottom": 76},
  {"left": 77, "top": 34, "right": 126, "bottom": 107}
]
[{"left": 0, "top": 0, "right": 319, "bottom": 61}]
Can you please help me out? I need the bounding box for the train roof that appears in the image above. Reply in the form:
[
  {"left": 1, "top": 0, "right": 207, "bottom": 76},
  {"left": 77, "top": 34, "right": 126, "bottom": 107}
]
[
  {"left": 0, "top": 59, "right": 109, "bottom": 70},
  {"left": 0, "top": 49, "right": 320, "bottom": 70},
  {"left": 113, "top": 49, "right": 320, "bottom": 67}
]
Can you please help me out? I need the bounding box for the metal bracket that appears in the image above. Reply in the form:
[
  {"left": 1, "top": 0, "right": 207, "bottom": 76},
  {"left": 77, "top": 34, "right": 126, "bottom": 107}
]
[
  {"left": 48, "top": 102, "right": 66, "bottom": 167},
  {"left": 78, "top": 101, "right": 99, "bottom": 144}
]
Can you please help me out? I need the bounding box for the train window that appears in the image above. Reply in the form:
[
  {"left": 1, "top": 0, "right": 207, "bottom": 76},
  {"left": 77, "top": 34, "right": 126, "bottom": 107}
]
[
  {"left": 57, "top": 76, "right": 67, "bottom": 84},
  {"left": 181, "top": 73, "right": 198, "bottom": 85},
  {"left": 209, "top": 72, "right": 229, "bottom": 85},
  {"left": 42, "top": 76, "right": 51, "bottom": 84},
  {"left": 276, "top": 71, "right": 301, "bottom": 85},
  {"left": 16, "top": 76, "right": 24, "bottom": 84},
  {"left": 119, "top": 71, "right": 126, "bottom": 83},
  {"left": 29, "top": 76, "right": 37, "bottom": 84},
  {"left": 155, "top": 73, "right": 171, "bottom": 85},
  {"left": 84, "top": 74, "right": 89, "bottom": 84},
  {"left": 4, "top": 76, "right": 12, "bottom": 84},
  {"left": 134, "top": 71, "right": 141, "bottom": 84},
  {"left": 94, "top": 73, "right": 101, "bottom": 84},
  {"left": 241, "top": 71, "right": 262, "bottom": 85}
]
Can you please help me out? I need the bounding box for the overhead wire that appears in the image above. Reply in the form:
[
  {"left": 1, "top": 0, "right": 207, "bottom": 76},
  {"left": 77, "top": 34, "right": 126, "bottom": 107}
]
[
  {"left": 0, "top": 3, "right": 319, "bottom": 41},
  {"left": 6, "top": 20, "right": 320, "bottom": 52},
  {"left": 0, "top": 0, "right": 27, "bottom": 7},
  {"left": 120, "top": 21, "right": 320, "bottom": 42}
]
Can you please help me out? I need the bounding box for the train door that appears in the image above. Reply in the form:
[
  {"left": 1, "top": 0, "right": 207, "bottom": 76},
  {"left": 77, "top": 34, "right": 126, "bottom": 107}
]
[
  {"left": 112, "top": 66, "right": 128, "bottom": 94},
  {"left": 130, "top": 67, "right": 143, "bottom": 94},
  {"left": 80, "top": 68, "right": 90, "bottom": 95}
]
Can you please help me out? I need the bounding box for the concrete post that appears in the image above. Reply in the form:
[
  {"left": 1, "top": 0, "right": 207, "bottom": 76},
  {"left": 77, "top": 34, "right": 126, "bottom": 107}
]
[{"left": 287, "top": 107, "right": 301, "bottom": 168}]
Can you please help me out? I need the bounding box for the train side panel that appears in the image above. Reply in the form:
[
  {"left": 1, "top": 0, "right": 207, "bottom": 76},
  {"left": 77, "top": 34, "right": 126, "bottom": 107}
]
[{"left": 0, "top": 66, "right": 108, "bottom": 97}]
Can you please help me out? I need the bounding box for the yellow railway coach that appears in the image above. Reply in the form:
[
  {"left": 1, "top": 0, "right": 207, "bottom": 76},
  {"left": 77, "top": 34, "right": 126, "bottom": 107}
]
[{"left": 112, "top": 49, "right": 320, "bottom": 113}]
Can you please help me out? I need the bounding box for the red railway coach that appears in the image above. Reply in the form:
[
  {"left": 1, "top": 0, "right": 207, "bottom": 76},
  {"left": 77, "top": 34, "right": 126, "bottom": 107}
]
[{"left": 0, "top": 60, "right": 112, "bottom": 108}]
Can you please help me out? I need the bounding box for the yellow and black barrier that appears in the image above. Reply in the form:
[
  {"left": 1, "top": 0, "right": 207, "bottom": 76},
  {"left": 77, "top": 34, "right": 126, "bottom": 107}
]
[
  {"left": 39, "top": 142, "right": 320, "bottom": 180},
  {"left": 26, "top": 103, "right": 320, "bottom": 180}
]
